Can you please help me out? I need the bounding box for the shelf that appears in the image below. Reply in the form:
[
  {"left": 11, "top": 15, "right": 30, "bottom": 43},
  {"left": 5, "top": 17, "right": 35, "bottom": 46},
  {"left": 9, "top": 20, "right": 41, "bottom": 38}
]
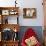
[
  {"left": 0, "top": 7, "right": 19, "bottom": 24},
  {"left": 0, "top": 7, "right": 19, "bottom": 46},
  {"left": 0, "top": 40, "right": 19, "bottom": 46},
  {"left": 0, "top": 7, "right": 19, "bottom": 16},
  {"left": 0, "top": 24, "right": 20, "bottom": 32},
  {"left": 2, "top": 40, "right": 19, "bottom": 43},
  {"left": 3, "top": 41, "right": 18, "bottom": 46}
]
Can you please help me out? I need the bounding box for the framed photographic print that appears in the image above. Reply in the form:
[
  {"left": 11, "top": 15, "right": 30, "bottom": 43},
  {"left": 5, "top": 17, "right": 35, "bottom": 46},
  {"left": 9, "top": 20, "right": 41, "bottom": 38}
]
[
  {"left": 2, "top": 10, "right": 9, "bottom": 15},
  {"left": 9, "top": 10, "right": 15, "bottom": 15},
  {"left": 9, "top": 10, "right": 18, "bottom": 15},
  {"left": 23, "top": 8, "right": 37, "bottom": 18}
]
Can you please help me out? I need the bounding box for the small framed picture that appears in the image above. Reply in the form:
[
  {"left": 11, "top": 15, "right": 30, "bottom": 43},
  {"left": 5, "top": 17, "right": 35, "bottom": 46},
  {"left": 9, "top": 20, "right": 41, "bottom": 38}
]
[
  {"left": 9, "top": 10, "right": 18, "bottom": 15},
  {"left": 23, "top": 8, "right": 37, "bottom": 18},
  {"left": 2, "top": 10, "right": 9, "bottom": 15}
]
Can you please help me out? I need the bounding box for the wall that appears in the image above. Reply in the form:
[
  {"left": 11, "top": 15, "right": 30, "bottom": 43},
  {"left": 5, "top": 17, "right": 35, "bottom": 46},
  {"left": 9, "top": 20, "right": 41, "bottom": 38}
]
[
  {"left": 0, "top": 0, "right": 44, "bottom": 26},
  {"left": 18, "top": 0, "right": 44, "bottom": 26},
  {"left": 0, "top": 0, "right": 15, "bottom": 7}
]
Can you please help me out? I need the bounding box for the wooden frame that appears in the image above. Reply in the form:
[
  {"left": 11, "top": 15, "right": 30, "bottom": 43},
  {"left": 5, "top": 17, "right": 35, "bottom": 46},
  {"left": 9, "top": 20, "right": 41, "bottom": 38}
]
[
  {"left": 9, "top": 9, "right": 18, "bottom": 15},
  {"left": 2, "top": 10, "right": 9, "bottom": 15},
  {"left": 23, "top": 8, "right": 37, "bottom": 18}
]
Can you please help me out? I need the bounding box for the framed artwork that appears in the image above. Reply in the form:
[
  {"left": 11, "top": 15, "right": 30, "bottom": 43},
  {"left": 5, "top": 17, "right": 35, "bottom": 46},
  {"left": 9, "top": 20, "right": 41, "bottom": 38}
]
[
  {"left": 9, "top": 10, "right": 15, "bottom": 15},
  {"left": 23, "top": 8, "right": 37, "bottom": 18},
  {"left": 2, "top": 10, "right": 9, "bottom": 15},
  {"left": 9, "top": 10, "right": 18, "bottom": 15}
]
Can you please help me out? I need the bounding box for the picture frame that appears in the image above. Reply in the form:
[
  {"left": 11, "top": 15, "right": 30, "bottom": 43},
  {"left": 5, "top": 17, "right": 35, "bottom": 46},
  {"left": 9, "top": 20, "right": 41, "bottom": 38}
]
[
  {"left": 2, "top": 10, "right": 9, "bottom": 15},
  {"left": 9, "top": 10, "right": 18, "bottom": 15},
  {"left": 23, "top": 8, "right": 37, "bottom": 18}
]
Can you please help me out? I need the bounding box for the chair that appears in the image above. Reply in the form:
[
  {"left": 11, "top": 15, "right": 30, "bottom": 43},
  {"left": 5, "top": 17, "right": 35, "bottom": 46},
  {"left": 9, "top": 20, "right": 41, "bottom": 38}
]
[{"left": 21, "top": 28, "right": 41, "bottom": 46}]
